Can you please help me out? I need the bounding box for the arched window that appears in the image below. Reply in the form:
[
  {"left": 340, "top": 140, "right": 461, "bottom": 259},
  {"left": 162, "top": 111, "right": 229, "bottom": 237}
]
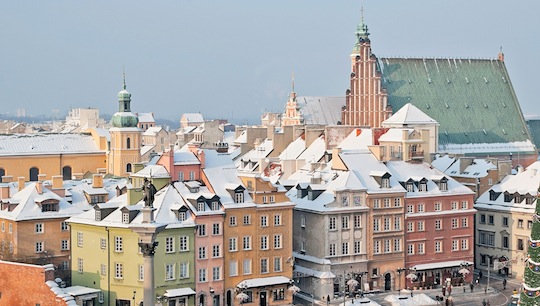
[
  {"left": 62, "top": 166, "right": 72, "bottom": 180},
  {"left": 29, "top": 167, "right": 39, "bottom": 181},
  {"left": 127, "top": 137, "right": 131, "bottom": 149},
  {"left": 0, "top": 168, "right": 4, "bottom": 183},
  {"left": 126, "top": 163, "right": 132, "bottom": 173}
]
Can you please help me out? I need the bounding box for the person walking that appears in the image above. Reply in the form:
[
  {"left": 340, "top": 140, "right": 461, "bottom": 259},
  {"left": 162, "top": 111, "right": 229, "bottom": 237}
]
[
  {"left": 479, "top": 271, "right": 483, "bottom": 279},
  {"left": 470, "top": 282, "right": 474, "bottom": 292},
  {"left": 503, "top": 278, "right": 507, "bottom": 290}
]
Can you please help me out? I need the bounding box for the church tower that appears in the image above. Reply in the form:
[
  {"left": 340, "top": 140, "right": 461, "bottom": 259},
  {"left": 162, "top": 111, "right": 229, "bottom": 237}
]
[
  {"left": 281, "top": 73, "right": 303, "bottom": 126},
  {"left": 341, "top": 12, "right": 391, "bottom": 127},
  {"left": 108, "top": 73, "right": 141, "bottom": 177}
]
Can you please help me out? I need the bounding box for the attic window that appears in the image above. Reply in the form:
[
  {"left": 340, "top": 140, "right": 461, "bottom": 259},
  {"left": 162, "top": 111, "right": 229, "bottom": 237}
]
[
  {"left": 40, "top": 200, "right": 59, "bottom": 212},
  {"left": 211, "top": 201, "right": 219, "bottom": 211},
  {"left": 489, "top": 190, "right": 500, "bottom": 201},
  {"left": 526, "top": 197, "right": 535, "bottom": 205},
  {"left": 122, "top": 212, "right": 130, "bottom": 224},
  {"left": 418, "top": 181, "right": 427, "bottom": 192},
  {"left": 197, "top": 201, "right": 205, "bottom": 211},
  {"left": 439, "top": 181, "right": 448, "bottom": 192},
  {"left": 95, "top": 210, "right": 102, "bottom": 221},
  {"left": 178, "top": 211, "right": 187, "bottom": 221},
  {"left": 503, "top": 193, "right": 511, "bottom": 202},
  {"left": 406, "top": 182, "right": 414, "bottom": 192},
  {"left": 381, "top": 178, "right": 390, "bottom": 188},
  {"left": 234, "top": 192, "right": 244, "bottom": 204}
]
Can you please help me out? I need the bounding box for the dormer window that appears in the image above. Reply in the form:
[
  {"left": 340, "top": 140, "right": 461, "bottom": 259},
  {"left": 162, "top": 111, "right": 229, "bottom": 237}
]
[
  {"left": 526, "top": 196, "right": 535, "bottom": 205},
  {"left": 503, "top": 192, "right": 511, "bottom": 202},
  {"left": 235, "top": 192, "right": 244, "bottom": 203},
  {"left": 418, "top": 178, "right": 428, "bottom": 192},
  {"left": 439, "top": 181, "right": 447, "bottom": 192},
  {"left": 122, "top": 212, "right": 130, "bottom": 224},
  {"left": 489, "top": 190, "right": 501, "bottom": 201},
  {"left": 381, "top": 178, "right": 390, "bottom": 188},
  {"left": 406, "top": 182, "right": 414, "bottom": 192},
  {"left": 179, "top": 211, "right": 186, "bottom": 221},
  {"left": 39, "top": 199, "right": 60, "bottom": 212},
  {"left": 197, "top": 201, "right": 205, "bottom": 211},
  {"left": 211, "top": 201, "right": 219, "bottom": 211}
]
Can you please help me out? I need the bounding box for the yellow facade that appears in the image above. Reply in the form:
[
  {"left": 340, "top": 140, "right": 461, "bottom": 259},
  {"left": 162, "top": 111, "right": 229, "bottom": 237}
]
[{"left": 108, "top": 128, "right": 141, "bottom": 177}]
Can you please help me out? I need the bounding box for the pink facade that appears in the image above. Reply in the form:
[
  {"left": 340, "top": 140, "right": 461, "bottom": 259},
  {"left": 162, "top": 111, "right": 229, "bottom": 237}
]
[{"left": 157, "top": 148, "right": 202, "bottom": 182}]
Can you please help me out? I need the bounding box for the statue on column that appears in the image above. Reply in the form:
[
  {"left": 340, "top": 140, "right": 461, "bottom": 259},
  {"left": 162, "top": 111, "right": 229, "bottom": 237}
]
[
  {"left": 142, "top": 178, "right": 157, "bottom": 208},
  {"left": 138, "top": 241, "right": 159, "bottom": 256}
]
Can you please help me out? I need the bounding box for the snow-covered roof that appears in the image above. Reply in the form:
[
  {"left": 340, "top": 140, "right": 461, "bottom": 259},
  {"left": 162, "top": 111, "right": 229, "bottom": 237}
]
[
  {"left": 142, "top": 126, "right": 162, "bottom": 136},
  {"left": 297, "top": 136, "right": 326, "bottom": 163},
  {"left": 294, "top": 96, "right": 345, "bottom": 125},
  {"left": 237, "top": 276, "right": 291, "bottom": 288},
  {"left": 439, "top": 140, "right": 535, "bottom": 154},
  {"left": 432, "top": 155, "right": 497, "bottom": 178},
  {"left": 131, "top": 165, "right": 171, "bottom": 178},
  {"left": 237, "top": 139, "right": 273, "bottom": 171},
  {"left": 141, "top": 145, "right": 155, "bottom": 156},
  {"left": 411, "top": 260, "right": 473, "bottom": 271},
  {"left": 234, "top": 130, "right": 248, "bottom": 144},
  {"left": 384, "top": 293, "right": 438, "bottom": 306},
  {"left": 137, "top": 112, "right": 155, "bottom": 123},
  {"left": 338, "top": 128, "right": 373, "bottom": 151},
  {"left": 294, "top": 265, "right": 336, "bottom": 279},
  {"left": 0, "top": 183, "right": 84, "bottom": 221},
  {"left": 63, "top": 178, "right": 125, "bottom": 211},
  {"left": 278, "top": 136, "right": 306, "bottom": 160},
  {"left": 174, "top": 151, "right": 201, "bottom": 165},
  {"left": 378, "top": 129, "right": 416, "bottom": 142},
  {"left": 181, "top": 113, "right": 204, "bottom": 123},
  {"left": 0, "top": 133, "right": 103, "bottom": 156},
  {"left": 382, "top": 103, "right": 438, "bottom": 126},
  {"left": 164, "top": 288, "right": 196, "bottom": 297}
]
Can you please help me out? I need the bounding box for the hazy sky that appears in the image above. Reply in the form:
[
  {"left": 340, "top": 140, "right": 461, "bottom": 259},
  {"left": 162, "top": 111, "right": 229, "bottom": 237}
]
[{"left": 1, "top": 1, "right": 538, "bottom": 124}]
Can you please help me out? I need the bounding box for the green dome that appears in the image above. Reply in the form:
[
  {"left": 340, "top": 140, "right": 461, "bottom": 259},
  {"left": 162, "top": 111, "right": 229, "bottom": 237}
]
[{"left": 111, "top": 112, "right": 139, "bottom": 128}]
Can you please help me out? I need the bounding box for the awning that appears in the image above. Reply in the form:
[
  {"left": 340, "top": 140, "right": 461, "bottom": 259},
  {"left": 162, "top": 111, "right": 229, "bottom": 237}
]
[
  {"left": 294, "top": 265, "right": 336, "bottom": 279},
  {"left": 412, "top": 260, "right": 473, "bottom": 271},
  {"left": 237, "top": 276, "right": 291, "bottom": 289},
  {"left": 164, "top": 288, "right": 197, "bottom": 297}
]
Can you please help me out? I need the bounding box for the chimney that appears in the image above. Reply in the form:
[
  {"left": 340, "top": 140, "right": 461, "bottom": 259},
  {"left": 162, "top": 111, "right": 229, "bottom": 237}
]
[
  {"left": 36, "top": 181, "right": 44, "bottom": 194},
  {"left": 0, "top": 185, "right": 10, "bottom": 199},
  {"left": 73, "top": 173, "right": 84, "bottom": 180},
  {"left": 97, "top": 168, "right": 107, "bottom": 174},
  {"left": 93, "top": 174, "right": 104, "bottom": 188},
  {"left": 2, "top": 175, "right": 13, "bottom": 183},
  {"left": 38, "top": 174, "right": 46, "bottom": 181},
  {"left": 197, "top": 150, "right": 206, "bottom": 169},
  {"left": 51, "top": 175, "right": 65, "bottom": 198},
  {"left": 18, "top": 177, "right": 25, "bottom": 191}
]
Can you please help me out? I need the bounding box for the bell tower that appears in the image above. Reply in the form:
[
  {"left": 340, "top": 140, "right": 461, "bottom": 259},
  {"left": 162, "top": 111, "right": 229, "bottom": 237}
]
[
  {"left": 108, "top": 72, "right": 141, "bottom": 176},
  {"left": 341, "top": 10, "right": 391, "bottom": 127}
]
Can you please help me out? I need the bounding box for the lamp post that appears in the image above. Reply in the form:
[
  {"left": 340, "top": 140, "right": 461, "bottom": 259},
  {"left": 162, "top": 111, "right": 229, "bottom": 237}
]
[{"left": 397, "top": 268, "right": 407, "bottom": 296}]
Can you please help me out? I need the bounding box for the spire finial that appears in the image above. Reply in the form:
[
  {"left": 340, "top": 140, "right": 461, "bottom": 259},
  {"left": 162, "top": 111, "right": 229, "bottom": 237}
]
[
  {"left": 291, "top": 71, "right": 295, "bottom": 93},
  {"left": 361, "top": 6, "right": 364, "bottom": 24},
  {"left": 122, "top": 66, "right": 126, "bottom": 90},
  {"left": 498, "top": 46, "right": 505, "bottom": 62}
]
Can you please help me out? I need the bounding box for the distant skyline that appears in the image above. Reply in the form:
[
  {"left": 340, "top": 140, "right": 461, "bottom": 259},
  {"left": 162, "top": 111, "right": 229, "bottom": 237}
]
[{"left": 1, "top": 1, "right": 538, "bottom": 124}]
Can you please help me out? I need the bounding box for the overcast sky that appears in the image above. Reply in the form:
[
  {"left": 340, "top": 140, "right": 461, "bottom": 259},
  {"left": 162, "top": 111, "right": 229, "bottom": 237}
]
[{"left": 1, "top": 1, "right": 538, "bottom": 124}]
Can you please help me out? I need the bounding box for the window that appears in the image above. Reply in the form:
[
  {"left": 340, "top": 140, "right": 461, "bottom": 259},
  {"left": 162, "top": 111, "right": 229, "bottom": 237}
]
[
  {"left": 243, "top": 259, "right": 252, "bottom": 274},
  {"left": 8, "top": 223, "right": 12, "bottom": 233},
  {"left": 373, "top": 240, "right": 380, "bottom": 254},
  {"left": 407, "top": 222, "right": 414, "bottom": 232},
  {"left": 274, "top": 214, "right": 281, "bottom": 226},
  {"left": 197, "top": 201, "right": 205, "bottom": 212},
  {"left": 418, "top": 242, "right": 425, "bottom": 254},
  {"left": 229, "top": 216, "right": 237, "bottom": 226},
  {"left": 435, "top": 219, "right": 442, "bottom": 230},
  {"left": 261, "top": 258, "right": 269, "bottom": 273},
  {"left": 342, "top": 242, "right": 349, "bottom": 255},
  {"left": 166, "top": 263, "right": 175, "bottom": 280},
  {"left": 329, "top": 217, "right": 336, "bottom": 230},
  {"left": 354, "top": 215, "right": 362, "bottom": 228},
  {"left": 189, "top": 171, "right": 195, "bottom": 180},
  {"left": 180, "top": 262, "right": 189, "bottom": 278},
  {"left": 1, "top": 222, "right": 3, "bottom": 232},
  {"left": 384, "top": 217, "right": 391, "bottom": 231},
  {"left": 518, "top": 238, "right": 524, "bottom": 251},
  {"left": 77, "top": 258, "right": 83, "bottom": 273},
  {"left": 407, "top": 244, "right": 414, "bottom": 255},
  {"left": 354, "top": 241, "right": 361, "bottom": 254},
  {"left": 274, "top": 257, "right": 282, "bottom": 272},
  {"left": 435, "top": 241, "right": 442, "bottom": 253},
  {"left": 260, "top": 236, "right": 268, "bottom": 250},
  {"left": 488, "top": 215, "right": 494, "bottom": 225},
  {"left": 243, "top": 215, "right": 251, "bottom": 225},
  {"left": 61, "top": 261, "right": 69, "bottom": 271},
  {"left": 393, "top": 238, "right": 401, "bottom": 252},
  {"left": 262, "top": 195, "right": 268, "bottom": 203},
  {"left": 461, "top": 217, "right": 468, "bottom": 228},
  {"left": 115, "top": 236, "right": 123, "bottom": 252},
  {"left": 373, "top": 199, "right": 380, "bottom": 208},
  {"left": 406, "top": 182, "right": 414, "bottom": 192},
  {"left": 384, "top": 239, "right": 391, "bottom": 253},
  {"left": 137, "top": 265, "right": 144, "bottom": 281},
  {"left": 100, "top": 238, "right": 106, "bottom": 249},
  {"left": 212, "top": 223, "right": 221, "bottom": 235},
  {"left": 229, "top": 237, "right": 238, "bottom": 252},
  {"left": 35, "top": 241, "right": 44, "bottom": 253},
  {"left": 394, "top": 198, "right": 401, "bottom": 207},
  {"left": 198, "top": 247, "right": 207, "bottom": 259},
  {"left": 261, "top": 215, "right": 268, "bottom": 227},
  {"left": 198, "top": 224, "right": 207, "bottom": 236},
  {"left": 178, "top": 211, "right": 186, "bottom": 222},
  {"left": 301, "top": 215, "right": 306, "bottom": 228},
  {"left": 417, "top": 221, "right": 425, "bottom": 231},
  {"left": 274, "top": 234, "right": 282, "bottom": 249},
  {"left": 373, "top": 218, "right": 380, "bottom": 232},
  {"left": 529, "top": 220, "right": 534, "bottom": 229},
  {"left": 198, "top": 268, "right": 207, "bottom": 282},
  {"left": 381, "top": 178, "right": 390, "bottom": 188},
  {"left": 213, "top": 266, "right": 221, "bottom": 280},
  {"left": 434, "top": 203, "right": 441, "bottom": 211},
  {"left": 502, "top": 217, "right": 509, "bottom": 227},
  {"left": 417, "top": 203, "right": 424, "bottom": 213},
  {"left": 502, "top": 236, "right": 509, "bottom": 249},
  {"left": 342, "top": 216, "right": 349, "bottom": 229},
  {"left": 61, "top": 221, "right": 68, "bottom": 231},
  {"left": 234, "top": 192, "right": 244, "bottom": 203},
  {"left": 122, "top": 212, "right": 129, "bottom": 224},
  {"left": 452, "top": 240, "right": 458, "bottom": 251},
  {"left": 329, "top": 243, "right": 336, "bottom": 256},
  {"left": 479, "top": 232, "right": 495, "bottom": 246},
  {"left": 61, "top": 239, "right": 69, "bottom": 251},
  {"left": 243, "top": 236, "right": 251, "bottom": 250},
  {"left": 419, "top": 182, "right": 427, "bottom": 192},
  {"left": 77, "top": 232, "right": 83, "bottom": 247},
  {"left": 451, "top": 202, "right": 458, "bottom": 210},
  {"left": 35, "top": 223, "right": 44, "bottom": 233},
  {"left": 407, "top": 205, "right": 414, "bottom": 213},
  {"left": 439, "top": 181, "right": 448, "bottom": 191},
  {"left": 211, "top": 201, "right": 219, "bottom": 211},
  {"left": 166, "top": 237, "right": 174, "bottom": 253},
  {"left": 518, "top": 219, "right": 524, "bottom": 228},
  {"left": 381, "top": 198, "right": 390, "bottom": 208},
  {"left": 458, "top": 239, "right": 467, "bottom": 250},
  {"left": 115, "top": 263, "right": 123, "bottom": 279},
  {"left": 461, "top": 201, "right": 468, "bottom": 209},
  {"left": 451, "top": 218, "right": 458, "bottom": 229},
  {"left": 180, "top": 236, "right": 189, "bottom": 251},
  {"left": 394, "top": 216, "right": 401, "bottom": 230},
  {"left": 229, "top": 261, "right": 238, "bottom": 276}
]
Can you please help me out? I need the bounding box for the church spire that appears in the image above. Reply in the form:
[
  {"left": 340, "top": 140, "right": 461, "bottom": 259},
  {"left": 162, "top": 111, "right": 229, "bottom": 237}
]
[
  {"left": 291, "top": 71, "right": 295, "bottom": 93},
  {"left": 355, "top": 6, "right": 370, "bottom": 43},
  {"left": 498, "top": 46, "right": 505, "bottom": 62},
  {"left": 122, "top": 67, "right": 127, "bottom": 90}
]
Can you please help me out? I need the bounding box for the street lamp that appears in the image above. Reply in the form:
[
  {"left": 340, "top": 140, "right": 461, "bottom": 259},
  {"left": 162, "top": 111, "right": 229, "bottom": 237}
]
[{"left": 397, "top": 268, "right": 407, "bottom": 296}]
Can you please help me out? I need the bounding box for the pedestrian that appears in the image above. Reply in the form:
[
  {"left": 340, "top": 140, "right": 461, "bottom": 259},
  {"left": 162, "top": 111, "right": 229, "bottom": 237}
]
[
  {"left": 503, "top": 278, "right": 507, "bottom": 290},
  {"left": 476, "top": 277, "right": 479, "bottom": 285},
  {"left": 482, "top": 298, "right": 487, "bottom": 306},
  {"left": 479, "top": 271, "right": 483, "bottom": 279},
  {"left": 470, "top": 282, "right": 474, "bottom": 292},
  {"left": 442, "top": 286, "right": 446, "bottom": 296},
  {"left": 445, "top": 298, "right": 450, "bottom": 306}
]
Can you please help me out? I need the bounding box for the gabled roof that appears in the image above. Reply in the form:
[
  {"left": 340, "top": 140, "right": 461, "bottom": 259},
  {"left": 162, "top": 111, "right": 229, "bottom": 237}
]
[
  {"left": 0, "top": 133, "right": 103, "bottom": 156},
  {"left": 383, "top": 103, "right": 438, "bottom": 126},
  {"left": 173, "top": 151, "right": 201, "bottom": 165},
  {"left": 294, "top": 96, "right": 345, "bottom": 125},
  {"left": 131, "top": 165, "right": 171, "bottom": 178},
  {"left": 380, "top": 57, "right": 533, "bottom": 151},
  {"left": 142, "top": 126, "right": 162, "bottom": 136},
  {"left": 137, "top": 112, "right": 155, "bottom": 123}
]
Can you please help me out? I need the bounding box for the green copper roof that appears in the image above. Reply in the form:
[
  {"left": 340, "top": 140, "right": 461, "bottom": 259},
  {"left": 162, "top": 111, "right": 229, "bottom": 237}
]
[
  {"left": 380, "top": 58, "right": 532, "bottom": 146},
  {"left": 527, "top": 119, "right": 540, "bottom": 150}
]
